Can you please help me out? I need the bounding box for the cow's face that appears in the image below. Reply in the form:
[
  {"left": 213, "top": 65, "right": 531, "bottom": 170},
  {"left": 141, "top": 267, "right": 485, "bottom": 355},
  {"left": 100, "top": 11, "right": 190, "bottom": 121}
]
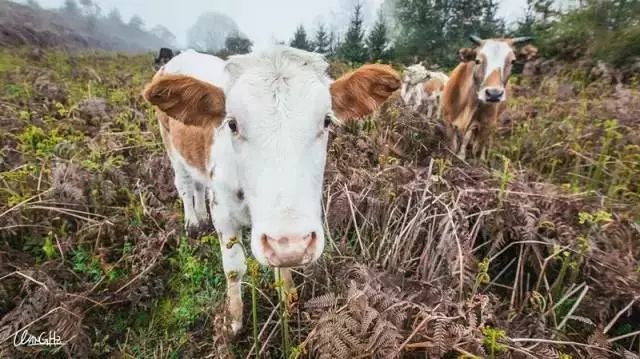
[
  {"left": 224, "top": 50, "right": 399, "bottom": 267},
  {"left": 465, "top": 36, "right": 534, "bottom": 103},
  {"left": 144, "top": 48, "right": 400, "bottom": 268},
  {"left": 222, "top": 49, "right": 332, "bottom": 267}
]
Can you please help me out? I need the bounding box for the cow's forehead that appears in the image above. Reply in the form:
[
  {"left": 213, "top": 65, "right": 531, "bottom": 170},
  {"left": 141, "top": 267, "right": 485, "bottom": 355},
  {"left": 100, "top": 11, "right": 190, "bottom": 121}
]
[
  {"left": 479, "top": 40, "right": 514, "bottom": 61},
  {"left": 225, "top": 47, "right": 329, "bottom": 92}
]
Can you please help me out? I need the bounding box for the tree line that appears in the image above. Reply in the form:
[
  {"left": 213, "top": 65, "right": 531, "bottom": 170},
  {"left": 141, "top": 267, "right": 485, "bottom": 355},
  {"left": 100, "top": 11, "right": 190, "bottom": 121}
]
[
  {"left": 289, "top": 3, "right": 393, "bottom": 64},
  {"left": 289, "top": 0, "right": 640, "bottom": 68},
  {"left": 288, "top": 0, "right": 502, "bottom": 67}
]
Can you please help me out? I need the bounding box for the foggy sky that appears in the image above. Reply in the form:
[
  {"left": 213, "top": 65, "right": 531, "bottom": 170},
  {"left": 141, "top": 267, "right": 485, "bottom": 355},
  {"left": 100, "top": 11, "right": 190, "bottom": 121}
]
[{"left": 25, "top": 0, "right": 528, "bottom": 49}]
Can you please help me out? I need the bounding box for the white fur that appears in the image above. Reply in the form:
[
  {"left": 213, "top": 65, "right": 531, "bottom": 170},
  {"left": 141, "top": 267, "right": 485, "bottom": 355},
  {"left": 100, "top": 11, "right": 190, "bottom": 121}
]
[
  {"left": 401, "top": 64, "right": 428, "bottom": 111},
  {"left": 159, "top": 47, "right": 334, "bottom": 334},
  {"left": 475, "top": 40, "right": 513, "bottom": 102}
]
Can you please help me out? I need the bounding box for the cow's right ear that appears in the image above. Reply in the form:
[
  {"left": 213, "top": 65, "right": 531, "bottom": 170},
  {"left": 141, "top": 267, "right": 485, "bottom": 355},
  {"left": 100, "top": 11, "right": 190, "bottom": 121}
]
[
  {"left": 330, "top": 64, "right": 401, "bottom": 121},
  {"left": 142, "top": 74, "right": 225, "bottom": 126},
  {"left": 458, "top": 48, "right": 477, "bottom": 62}
]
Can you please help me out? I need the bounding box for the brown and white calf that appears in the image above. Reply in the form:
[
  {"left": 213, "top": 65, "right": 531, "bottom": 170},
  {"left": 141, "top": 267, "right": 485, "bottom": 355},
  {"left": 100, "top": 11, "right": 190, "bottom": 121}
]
[
  {"left": 401, "top": 64, "right": 428, "bottom": 111},
  {"left": 401, "top": 64, "right": 448, "bottom": 118},
  {"left": 421, "top": 72, "right": 448, "bottom": 118},
  {"left": 142, "top": 47, "right": 400, "bottom": 333},
  {"left": 441, "top": 36, "right": 535, "bottom": 159}
]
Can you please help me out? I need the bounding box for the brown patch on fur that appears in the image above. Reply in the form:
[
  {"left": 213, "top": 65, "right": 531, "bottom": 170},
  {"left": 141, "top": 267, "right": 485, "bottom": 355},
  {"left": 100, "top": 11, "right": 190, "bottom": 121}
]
[
  {"left": 158, "top": 111, "right": 216, "bottom": 174},
  {"left": 142, "top": 74, "right": 225, "bottom": 127},
  {"left": 423, "top": 78, "right": 445, "bottom": 96},
  {"left": 442, "top": 62, "right": 476, "bottom": 129},
  {"left": 330, "top": 64, "right": 401, "bottom": 120}
]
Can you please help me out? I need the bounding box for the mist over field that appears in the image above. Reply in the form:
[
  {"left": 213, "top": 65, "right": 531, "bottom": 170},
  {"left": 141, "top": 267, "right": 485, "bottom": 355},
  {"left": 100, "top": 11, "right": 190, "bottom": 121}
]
[{"left": 10, "top": 0, "right": 535, "bottom": 49}]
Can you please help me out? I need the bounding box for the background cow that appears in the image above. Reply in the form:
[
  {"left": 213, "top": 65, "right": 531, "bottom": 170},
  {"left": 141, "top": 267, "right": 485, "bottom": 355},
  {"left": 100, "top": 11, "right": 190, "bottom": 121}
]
[
  {"left": 421, "top": 71, "right": 449, "bottom": 118},
  {"left": 154, "top": 47, "right": 175, "bottom": 69},
  {"left": 441, "top": 36, "right": 536, "bottom": 159},
  {"left": 401, "top": 64, "right": 428, "bottom": 111},
  {"left": 143, "top": 47, "right": 400, "bottom": 333},
  {"left": 401, "top": 64, "right": 448, "bottom": 118}
]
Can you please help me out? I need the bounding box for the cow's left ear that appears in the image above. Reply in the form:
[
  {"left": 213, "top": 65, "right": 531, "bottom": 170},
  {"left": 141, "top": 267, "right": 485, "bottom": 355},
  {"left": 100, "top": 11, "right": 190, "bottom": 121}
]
[
  {"left": 330, "top": 64, "right": 401, "bottom": 121},
  {"left": 517, "top": 44, "right": 539, "bottom": 62},
  {"left": 143, "top": 74, "right": 225, "bottom": 127}
]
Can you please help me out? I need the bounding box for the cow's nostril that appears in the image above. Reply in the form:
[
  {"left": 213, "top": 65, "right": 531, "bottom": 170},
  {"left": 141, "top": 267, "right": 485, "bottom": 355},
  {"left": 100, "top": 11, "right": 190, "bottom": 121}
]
[
  {"left": 309, "top": 231, "right": 317, "bottom": 241},
  {"left": 486, "top": 88, "right": 504, "bottom": 99}
]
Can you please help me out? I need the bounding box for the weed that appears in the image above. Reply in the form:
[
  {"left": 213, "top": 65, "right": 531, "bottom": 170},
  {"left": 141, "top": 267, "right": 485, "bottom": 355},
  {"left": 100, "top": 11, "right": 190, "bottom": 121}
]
[{"left": 482, "top": 326, "right": 507, "bottom": 358}]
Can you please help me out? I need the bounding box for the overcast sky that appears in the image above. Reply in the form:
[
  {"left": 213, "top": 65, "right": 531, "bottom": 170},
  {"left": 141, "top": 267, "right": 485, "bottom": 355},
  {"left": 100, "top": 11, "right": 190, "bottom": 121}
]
[{"left": 26, "top": 0, "right": 529, "bottom": 49}]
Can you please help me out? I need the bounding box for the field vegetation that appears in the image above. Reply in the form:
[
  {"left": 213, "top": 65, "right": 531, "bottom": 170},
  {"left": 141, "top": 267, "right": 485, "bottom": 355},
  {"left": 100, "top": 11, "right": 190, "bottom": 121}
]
[
  {"left": 1, "top": 0, "right": 640, "bottom": 358},
  {"left": 0, "top": 44, "right": 638, "bottom": 358}
]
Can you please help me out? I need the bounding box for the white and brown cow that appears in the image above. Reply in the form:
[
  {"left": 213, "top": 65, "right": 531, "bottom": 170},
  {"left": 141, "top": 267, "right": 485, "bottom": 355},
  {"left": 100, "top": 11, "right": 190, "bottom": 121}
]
[
  {"left": 401, "top": 64, "right": 428, "bottom": 111},
  {"left": 441, "top": 36, "right": 535, "bottom": 159},
  {"left": 421, "top": 71, "right": 449, "bottom": 118},
  {"left": 401, "top": 64, "right": 449, "bottom": 118},
  {"left": 142, "top": 47, "right": 400, "bottom": 333}
]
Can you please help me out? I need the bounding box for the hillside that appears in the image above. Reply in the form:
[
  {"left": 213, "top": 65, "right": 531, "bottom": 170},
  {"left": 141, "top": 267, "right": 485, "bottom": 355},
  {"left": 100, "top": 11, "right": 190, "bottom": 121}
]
[
  {"left": 0, "top": 1, "right": 169, "bottom": 51},
  {"left": 0, "top": 48, "right": 638, "bottom": 358}
]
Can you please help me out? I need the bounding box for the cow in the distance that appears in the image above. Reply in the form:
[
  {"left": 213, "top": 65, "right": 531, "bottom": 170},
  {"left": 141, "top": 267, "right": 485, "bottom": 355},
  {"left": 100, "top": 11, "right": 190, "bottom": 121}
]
[
  {"left": 441, "top": 36, "right": 536, "bottom": 159},
  {"left": 401, "top": 64, "right": 449, "bottom": 118},
  {"left": 154, "top": 47, "right": 175, "bottom": 68},
  {"left": 421, "top": 71, "right": 449, "bottom": 118},
  {"left": 142, "top": 47, "right": 400, "bottom": 333},
  {"left": 401, "top": 64, "right": 428, "bottom": 111}
]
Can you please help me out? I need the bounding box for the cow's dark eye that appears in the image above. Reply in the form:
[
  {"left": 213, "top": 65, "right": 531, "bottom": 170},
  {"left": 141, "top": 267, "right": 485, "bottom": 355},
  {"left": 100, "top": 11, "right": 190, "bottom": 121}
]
[
  {"left": 511, "top": 59, "right": 517, "bottom": 64},
  {"left": 475, "top": 59, "right": 481, "bottom": 65},
  {"left": 228, "top": 119, "right": 238, "bottom": 133},
  {"left": 324, "top": 114, "right": 332, "bottom": 129}
]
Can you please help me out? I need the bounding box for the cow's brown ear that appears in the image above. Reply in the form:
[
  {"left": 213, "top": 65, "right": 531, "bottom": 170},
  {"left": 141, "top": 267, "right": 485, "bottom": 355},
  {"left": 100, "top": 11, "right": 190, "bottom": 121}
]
[
  {"left": 143, "top": 74, "right": 225, "bottom": 126},
  {"left": 458, "top": 48, "right": 477, "bottom": 62},
  {"left": 517, "top": 44, "right": 539, "bottom": 62},
  {"left": 330, "top": 64, "right": 400, "bottom": 121}
]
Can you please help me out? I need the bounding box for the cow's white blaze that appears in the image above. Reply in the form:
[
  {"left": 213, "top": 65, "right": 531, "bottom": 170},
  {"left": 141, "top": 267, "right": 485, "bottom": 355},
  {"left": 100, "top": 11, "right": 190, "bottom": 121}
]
[
  {"left": 213, "top": 47, "right": 331, "bottom": 267},
  {"left": 475, "top": 39, "right": 515, "bottom": 103}
]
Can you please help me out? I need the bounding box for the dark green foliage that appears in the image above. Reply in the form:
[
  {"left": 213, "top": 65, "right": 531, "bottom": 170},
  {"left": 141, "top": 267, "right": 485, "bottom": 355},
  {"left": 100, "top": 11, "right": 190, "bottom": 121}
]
[
  {"left": 366, "top": 11, "right": 392, "bottom": 62},
  {"left": 313, "top": 24, "right": 330, "bottom": 54},
  {"left": 338, "top": 2, "right": 368, "bottom": 63},
  {"left": 290, "top": 24, "right": 313, "bottom": 51},
  {"left": 393, "top": 0, "right": 503, "bottom": 66},
  {"left": 531, "top": 0, "right": 640, "bottom": 66}
]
